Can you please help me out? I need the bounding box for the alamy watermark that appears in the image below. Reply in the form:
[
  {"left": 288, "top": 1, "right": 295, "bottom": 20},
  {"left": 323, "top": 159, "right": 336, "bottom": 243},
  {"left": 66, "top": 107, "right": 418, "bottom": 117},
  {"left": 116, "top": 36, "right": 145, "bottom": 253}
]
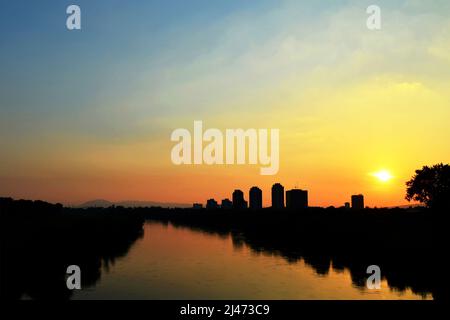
[
  {"left": 170, "top": 121, "right": 279, "bottom": 175},
  {"left": 367, "top": 5, "right": 381, "bottom": 30},
  {"left": 66, "top": 5, "right": 81, "bottom": 30},
  {"left": 366, "top": 265, "right": 381, "bottom": 289},
  {"left": 66, "top": 265, "right": 81, "bottom": 290}
]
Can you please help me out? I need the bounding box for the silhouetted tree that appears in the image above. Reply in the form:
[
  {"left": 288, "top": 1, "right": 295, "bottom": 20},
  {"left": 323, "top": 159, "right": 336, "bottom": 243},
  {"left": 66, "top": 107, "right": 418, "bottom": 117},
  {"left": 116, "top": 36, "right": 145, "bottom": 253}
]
[{"left": 406, "top": 163, "right": 450, "bottom": 209}]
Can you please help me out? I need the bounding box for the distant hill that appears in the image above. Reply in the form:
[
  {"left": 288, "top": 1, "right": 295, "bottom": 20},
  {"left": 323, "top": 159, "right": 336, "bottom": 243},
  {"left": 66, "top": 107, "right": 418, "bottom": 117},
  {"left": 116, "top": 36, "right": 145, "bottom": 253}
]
[{"left": 76, "top": 199, "right": 191, "bottom": 209}]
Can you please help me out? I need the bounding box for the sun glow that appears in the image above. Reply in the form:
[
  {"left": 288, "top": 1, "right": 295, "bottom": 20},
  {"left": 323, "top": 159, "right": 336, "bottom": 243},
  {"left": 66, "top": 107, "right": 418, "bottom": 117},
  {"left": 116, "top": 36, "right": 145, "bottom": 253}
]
[{"left": 372, "top": 170, "right": 393, "bottom": 182}]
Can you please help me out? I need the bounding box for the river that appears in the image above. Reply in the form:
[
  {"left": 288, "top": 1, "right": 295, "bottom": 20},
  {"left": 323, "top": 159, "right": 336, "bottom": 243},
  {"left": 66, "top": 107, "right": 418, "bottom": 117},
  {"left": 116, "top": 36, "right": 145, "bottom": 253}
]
[{"left": 72, "top": 222, "right": 430, "bottom": 300}]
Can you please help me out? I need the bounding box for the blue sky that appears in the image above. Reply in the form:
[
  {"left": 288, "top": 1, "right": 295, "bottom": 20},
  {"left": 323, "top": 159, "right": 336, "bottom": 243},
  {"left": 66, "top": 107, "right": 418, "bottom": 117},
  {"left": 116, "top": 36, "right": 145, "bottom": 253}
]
[
  {"left": 0, "top": 0, "right": 341, "bottom": 143},
  {"left": 3, "top": 0, "right": 447, "bottom": 123}
]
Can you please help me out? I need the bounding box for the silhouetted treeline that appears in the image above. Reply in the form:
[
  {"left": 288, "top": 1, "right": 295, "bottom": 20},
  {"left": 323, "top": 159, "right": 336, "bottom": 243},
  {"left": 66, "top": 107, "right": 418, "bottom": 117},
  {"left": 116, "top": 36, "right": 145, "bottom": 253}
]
[
  {"left": 145, "top": 206, "right": 448, "bottom": 301},
  {"left": 0, "top": 198, "right": 144, "bottom": 300}
]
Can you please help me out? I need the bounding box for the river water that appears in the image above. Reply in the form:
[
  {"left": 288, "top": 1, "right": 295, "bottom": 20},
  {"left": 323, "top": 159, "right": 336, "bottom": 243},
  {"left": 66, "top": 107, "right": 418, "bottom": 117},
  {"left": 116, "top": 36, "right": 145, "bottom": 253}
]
[{"left": 73, "top": 222, "right": 430, "bottom": 300}]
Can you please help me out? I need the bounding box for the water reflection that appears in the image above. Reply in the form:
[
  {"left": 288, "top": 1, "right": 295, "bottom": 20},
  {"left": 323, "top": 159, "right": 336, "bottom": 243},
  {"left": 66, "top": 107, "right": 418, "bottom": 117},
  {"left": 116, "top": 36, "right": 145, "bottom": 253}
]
[
  {"left": 146, "top": 208, "right": 445, "bottom": 300},
  {"left": 73, "top": 222, "right": 432, "bottom": 300}
]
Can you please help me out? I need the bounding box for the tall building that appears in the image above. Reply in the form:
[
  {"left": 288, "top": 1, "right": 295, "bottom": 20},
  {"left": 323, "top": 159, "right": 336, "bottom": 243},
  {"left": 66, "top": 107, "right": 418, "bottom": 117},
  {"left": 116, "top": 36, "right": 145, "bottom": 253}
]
[
  {"left": 286, "top": 189, "right": 308, "bottom": 209},
  {"left": 206, "top": 198, "right": 219, "bottom": 210},
  {"left": 232, "top": 189, "right": 247, "bottom": 209},
  {"left": 351, "top": 194, "right": 364, "bottom": 210},
  {"left": 249, "top": 186, "right": 263, "bottom": 210},
  {"left": 221, "top": 198, "right": 233, "bottom": 210},
  {"left": 271, "top": 183, "right": 285, "bottom": 209}
]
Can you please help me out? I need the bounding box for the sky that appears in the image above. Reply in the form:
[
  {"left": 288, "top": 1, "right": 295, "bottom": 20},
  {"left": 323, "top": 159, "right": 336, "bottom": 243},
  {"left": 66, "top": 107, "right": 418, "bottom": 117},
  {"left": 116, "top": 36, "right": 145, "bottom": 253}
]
[{"left": 1, "top": 0, "right": 449, "bottom": 207}]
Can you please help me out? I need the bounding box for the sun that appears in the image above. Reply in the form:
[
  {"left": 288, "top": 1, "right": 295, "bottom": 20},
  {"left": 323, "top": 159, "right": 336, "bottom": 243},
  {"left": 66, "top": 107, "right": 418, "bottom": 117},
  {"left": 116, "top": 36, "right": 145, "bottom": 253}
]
[{"left": 372, "top": 170, "right": 393, "bottom": 182}]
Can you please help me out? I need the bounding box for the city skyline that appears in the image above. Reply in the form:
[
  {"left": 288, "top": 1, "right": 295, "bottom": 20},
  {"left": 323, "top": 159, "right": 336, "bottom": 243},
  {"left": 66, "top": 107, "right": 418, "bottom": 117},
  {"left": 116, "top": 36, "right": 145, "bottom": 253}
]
[{"left": 198, "top": 183, "right": 366, "bottom": 210}]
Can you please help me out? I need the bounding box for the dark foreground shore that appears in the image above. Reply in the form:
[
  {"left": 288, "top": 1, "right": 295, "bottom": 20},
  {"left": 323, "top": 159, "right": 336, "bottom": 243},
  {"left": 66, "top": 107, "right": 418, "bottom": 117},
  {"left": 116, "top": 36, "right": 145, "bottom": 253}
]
[
  {"left": 0, "top": 198, "right": 144, "bottom": 299},
  {"left": 1, "top": 198, "right": 448, "bottom": 300}
]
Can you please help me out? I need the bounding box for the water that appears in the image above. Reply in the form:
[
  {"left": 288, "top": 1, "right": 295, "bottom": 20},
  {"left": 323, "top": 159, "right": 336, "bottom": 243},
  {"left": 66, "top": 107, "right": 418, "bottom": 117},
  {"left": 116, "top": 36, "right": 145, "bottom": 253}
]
[{"left": 73, "top": 222, "right": 430, "bottom": 300}]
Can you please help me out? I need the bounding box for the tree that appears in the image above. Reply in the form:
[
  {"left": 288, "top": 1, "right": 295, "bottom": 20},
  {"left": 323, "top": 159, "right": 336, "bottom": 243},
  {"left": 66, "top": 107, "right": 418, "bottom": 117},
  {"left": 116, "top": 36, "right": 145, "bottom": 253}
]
[{"left": 406, "top": 163, "right": 450, "bottom": 209}]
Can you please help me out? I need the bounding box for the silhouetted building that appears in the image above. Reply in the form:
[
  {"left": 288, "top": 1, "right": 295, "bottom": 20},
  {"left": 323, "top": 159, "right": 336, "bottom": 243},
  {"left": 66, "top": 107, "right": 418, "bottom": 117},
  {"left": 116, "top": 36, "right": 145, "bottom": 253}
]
[
  {"left": 221, "top": 198, "right": 233, "bottom": 210},
  {"left": 271, "top": 183, "right": 284, "bottom": 209},
  {"left": 286, "top": 189, "right": 308, "bottom": 209},
  {"left": 344, "top": 202, "right": 350, "bottom": 210},
  {"left": 206, "top": 199, "right": 219, "bottom": 210},
  {"left": 249, "top": 186, "right": 263, "bottom": 210},
  {"left": 232, "top": 189, "right": 247, "bottom": 209},
  {"left": 193, "top": 203, "right": 203, "bottom": 209},
  {"left": 351, "top": 194, "right": 364, "bottom": 210}
]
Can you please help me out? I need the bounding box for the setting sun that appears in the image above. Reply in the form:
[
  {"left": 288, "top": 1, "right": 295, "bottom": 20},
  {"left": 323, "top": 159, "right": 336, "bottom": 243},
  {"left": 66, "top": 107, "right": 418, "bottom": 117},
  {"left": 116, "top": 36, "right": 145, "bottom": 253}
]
[{"left": 372, "top": 170, "right": 393, "bottom": 183}]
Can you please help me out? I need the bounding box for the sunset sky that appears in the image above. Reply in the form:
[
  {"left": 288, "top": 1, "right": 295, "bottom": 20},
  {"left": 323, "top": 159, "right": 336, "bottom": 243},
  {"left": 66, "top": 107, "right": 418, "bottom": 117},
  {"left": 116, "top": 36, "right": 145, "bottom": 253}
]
[{"left": 1, "top": 0, "right": 449, "bottom": 207}]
